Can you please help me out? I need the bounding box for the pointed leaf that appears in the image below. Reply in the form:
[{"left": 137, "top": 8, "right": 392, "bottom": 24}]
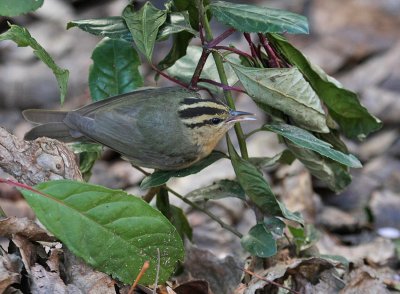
[
  {"left": 122, "top": 2, "right": 167, "bottom": 60},
  {"left": 209, "top": 1, "right": 308, "bottom": 34},
  {"left": 0, "top": 24, "right": 69, "bottom": 104},
  {"left": 0, "top": 0, "right": 43, "bottom": 17},
  {"left": 158, "top": 31, "right": 193, "bottom": 71},
  {"left": 89, "top": 38, "right": 143, "bottom": 101},
  {"left": 140, "top": 151, "right": 227, "bottom": 189},
  {"left": 67, "top": 17, "right": 133, "bottom": 42},
  {"left": 20, "top": 180, "right": 184, "bottom": 284},
  {"left": 227, "top": 138, "right": 281, "bottom": 216},
  {"left": 264, "top": 123, "right": 362, "bottom": 168},
  {"left": 186, "top": 179, "right": 245, "bottom": 202},
  {"left": 157, "top": 11, "right": 198, "bottom": 40},
  {"left": 241, "top": 224, "right": 277, "bottom": 257},
  {"left": 230, "top": 63, "right": 329, "bottom": 133},
  {"left": 268, "top": 33, "right": 382, "bottom": 139},
  {"left": 170, "top": 205, "right": 193, "bottom": 240},
  {"left": 167, "top": 46, "right": 239, "bottom": 93},
  {"left": 286, "top": 140, "right": 352, "bottom": 192}
]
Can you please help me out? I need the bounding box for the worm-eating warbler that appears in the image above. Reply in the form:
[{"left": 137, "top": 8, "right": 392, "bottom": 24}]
[{"left": 23, "top": 87, "right": 255, "bottom": 170}]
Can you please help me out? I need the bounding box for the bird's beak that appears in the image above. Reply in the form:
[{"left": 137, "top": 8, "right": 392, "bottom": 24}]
[{"left": 227, "top": 110, "right": 256, "bottom": 123}]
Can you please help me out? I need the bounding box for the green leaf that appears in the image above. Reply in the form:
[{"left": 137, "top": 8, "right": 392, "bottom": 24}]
[
  {"left": 167, "top": 46, "right": 239, "bottom": 94},
  {"left": 264, "top": 123, "right": 362, "bottom": 168},
  {"left": 89, "top": 38, "right": 143, "bottom": 101},
  {"left": 264, "top": 217, "right": 286, "bottom": 238},
  {"left": 241, "top": 223, "right": 277, "bottom": 257},
  {"left": 140, "top": 151, "right": 227, "bottom": 189},
  {"left": 0, "top": 24, "right": 69, "bottom": 104},
  {"left": 268, "top": 33, "right": 382, "bottom": 139},
  {"left": 286, "top": 140, "right": 352, "bottom": 192},
  {"left": 173, "top": 0, "right": 209, "bottom": 30},
  {"left": 169, "top": 205, "right": 192, "bottom": 241},
  {"left": 158, "top": 31, "right": 193, "bottom": 71},
  {"left": 67, "top": 17, "right": 133, "bottom": 42},
  {"left": 229, "top": 62, "right": 329, "bottom": 133},
  {"left": 209, "top": 1, "right": 308, "bottom": 34},
  {"left": 70, "top": 143, "right": 103, "bottom": 181},
  {"left": 186, "top": 179, "right": 245, "bottom": 202},
  {"left": 278, "top": 201, "right": 304, "bottom": 225},
  {"left": 157, "top": 11, "right": 198, "bottom": 40},
  {"left": 122, "top": 2, "right": 167, "bottom": 61},
  {"left": 289, "top": 224, "right": 319, "bottom": 253},
  {"left": 249, "top": 150, "right": 295, "bottom": 169},
  {"left": 227, "top": 137, "right": 281, "bottom": 216},
  {"left": 0, "top": 0, "right": 43, "bottom": 17},
  {"left": 20, "top": 180, "right": 184, "bottom": 284}
]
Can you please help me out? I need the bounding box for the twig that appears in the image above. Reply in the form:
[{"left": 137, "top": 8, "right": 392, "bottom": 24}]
[
  {"left": 240, "top": 267, "right": 300, "bottom": 294},
  {"left": 166, "top": 187, "right": 243, "bottom": 238},
  {"left": 189, "top": 49, "right": 210, "bottom": 88},
  {"left": 207, "top": 27, "right": 236, "bottom": 48},
  {"left": 258, "top": 33, "right": 281, "bottom": 68},
  {"left": 213, "top": 45, "right": 255, "bottom": 61},
  {"left": 243, "top": 33, "right": 258, "bottom": 59},
  {"left": 198, "top": 78, "right": 246, "bottom": 93},
  {"left": 149, "top": 63, "right": 189, "bottom": 88},
  {"left": 128, "top": 261, "right": 150, "bottom": 294}
]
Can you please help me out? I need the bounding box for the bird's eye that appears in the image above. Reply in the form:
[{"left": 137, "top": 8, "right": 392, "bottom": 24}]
[{"left": 211, "top": 117, "right": 222, "bottom": 125}]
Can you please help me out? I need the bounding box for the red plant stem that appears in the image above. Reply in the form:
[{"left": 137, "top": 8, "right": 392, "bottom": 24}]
[
  {"left": 207, "top": 27, "right": 236, "bottom": 48},
  {"left": 128, "top": 261, "right": 150, "bottom": 294},
  {"left": 243, "top": 33, "right": 258, "bottom": 59},
  {"left": 199, "top": 22, "right": 205, "bottom": 44},
  {"left": 198, "top": 78, "right": 246, "bottom": 93},
  {"left": 0, "top": 178, "right": 44, "bottom": 196},
  {"left": 149, "top": 63, "right": 189, "bottom": 88},
  {"left": 258, "top": 33, "right": 281, "bottom": 68},
  {"left": 213, "top": 45, "right": 255, "bottom": 61},
  {"left": 189, "top": 49, "right": 210, "bottom": 88}
]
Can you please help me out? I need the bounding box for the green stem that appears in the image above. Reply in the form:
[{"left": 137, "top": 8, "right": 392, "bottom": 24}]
[
  {"left": 167, "top": 187, "right": 243, "bottom": 238},
  {"left": 200, "top": 2, "right": 249, "bottom": 159}
]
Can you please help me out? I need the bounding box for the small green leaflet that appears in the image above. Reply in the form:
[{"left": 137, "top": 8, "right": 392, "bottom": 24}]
[
  {"left": 209, "top": 1, "right": 308, "bottom": 34},
  {"left": 264, "top": 123, "right": 362, "bottom": 168},
  {"left": 185, "top": 179, "right": 245, "bottom": 202},
  {"left": 241, "top": 223, "right": 277, "bottom": 257},
  {"left": 140, "top": 151, "right": 227, "bottom": 189},
  {"left": 122, "top": 2, "right": 167, "bottom": 61},
  {"left": 0, "top": 0, "right": 43, "bottom": 17},
  {"left": 0, "top": 24, "right": 69, "bottom": 104},
  {"left": 19, "top": 180, "right": 184, "bottom": 284},
  {"left": 89, "top": 38, "right": 143, "bottom": 101}
]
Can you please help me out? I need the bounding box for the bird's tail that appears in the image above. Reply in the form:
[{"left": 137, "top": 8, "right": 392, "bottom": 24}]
[{"left": 23, "top": 109, "right": 78, "bottom": 142}]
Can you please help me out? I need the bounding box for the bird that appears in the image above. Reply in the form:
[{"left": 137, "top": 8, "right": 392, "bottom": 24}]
[{"left": 23, "top": 87, "right": 255, "bottom": 170}]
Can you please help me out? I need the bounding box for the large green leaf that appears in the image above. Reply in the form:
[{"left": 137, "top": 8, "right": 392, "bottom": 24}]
[
  {"left": 241, "top": 223, "right": 277, "bottom": 257},
  {"left": 122, "top": 2, "right": 167, "bottom": 61},
  {"left": 185, "top": 179, "right": 245, "bottom": 202},
  {"left": 173, "top": 0, "right": 209, "bottom": 30},
  {"left": 268, "top": 33, "right": 382, "bottom": 139},
  {"left": 140, "top": 151, "right": 227, "bottom": 189},
  {"left": 67, "top": 17, "right": 133, "bottom": 42},
  {"left": 264, "top": 123, "right": 362, "bottom": 168},
  {"left": 20, "top": 180, "right": 184, "bottom": 284},
  {"left": 209, "top": 1, "right": 308, "bottom": 34},
  {"left": 158, "top": 31, "right": 193, "bottom": 71},
  {"left": 0, "top": 24, "right": 69, "bottom": 104},
  {"left": 286, "top": 140, "right": 351, "bottom": 192},
  {"left": 89, "top": 38, "right": 143, "bottom": 101},
  {"left": 230, "top": 62, "right": 328, "bottom": 133},
  {"left": 167, "top": 46, "right": 239, "bottom": 93},
  {"left": 0, "top": 0, "right": 43, "bottom": 16}
]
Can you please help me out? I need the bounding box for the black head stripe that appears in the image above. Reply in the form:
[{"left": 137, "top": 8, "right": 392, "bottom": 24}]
[
  {"left": 182, "top": 98, "right": 225, "bottom": 106},
  {"left": 179, "top": 106, "right": 226, "bottom": 119},
  {"left": 184, "top": 119, "right": 219, "bottom": 128}
]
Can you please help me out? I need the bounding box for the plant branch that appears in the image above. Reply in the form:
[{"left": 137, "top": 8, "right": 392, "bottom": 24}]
[
  {"left": 198, "top": 78, "right": 246, "bottom": 93},
  {"left": 166, "top": 186, "right": 243, "bottom": 238},
  {"left": 207, "top": 27, "right": 236, "bottom": 48},
  {"left": 258, "top": 33, "right": 281, "bottom": 68},
  {"left": 200, "top": 3, "right": 249, "bottom": 159},
  {"left": 213, "top": 45, "right": 255, "bottom": 61},
  {"left": 149, "top": 63, "right": 189, "bottom": 88},
  {"left": 189, "top": 49, "right": 210, "bottom": 88}
]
